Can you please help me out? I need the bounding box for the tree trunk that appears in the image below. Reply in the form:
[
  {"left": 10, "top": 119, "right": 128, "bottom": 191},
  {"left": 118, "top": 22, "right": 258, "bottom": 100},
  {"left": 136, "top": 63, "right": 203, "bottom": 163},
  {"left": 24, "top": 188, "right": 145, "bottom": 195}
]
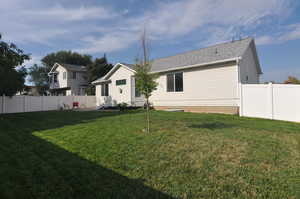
[{"left": 146, "top": 97, "right": 150, "bottom": 133}]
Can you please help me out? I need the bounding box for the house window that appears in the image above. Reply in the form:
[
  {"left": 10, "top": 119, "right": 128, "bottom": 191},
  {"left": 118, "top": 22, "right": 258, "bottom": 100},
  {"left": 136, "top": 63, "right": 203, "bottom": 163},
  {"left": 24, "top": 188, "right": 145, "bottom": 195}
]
[
  {"left": 72, "top": 72, "right": 77, "bottom": 79},
  {"left": 116, "top": 79, "right": 126, "bottom": 86},
  {"left": 53, "top": 74, "right": 58, "bottom": 83},
  {"left": 101, "top": 84, "right": 109, "bottom": 96},
  {"left": 167, "top": 72, "right": 183, "bottom": 92},
  {"left": 63, "top": 72, "right": 66, "bottom": 80},
  {"left": 135, "top": 79, "right": 141, "bottom": 97}
]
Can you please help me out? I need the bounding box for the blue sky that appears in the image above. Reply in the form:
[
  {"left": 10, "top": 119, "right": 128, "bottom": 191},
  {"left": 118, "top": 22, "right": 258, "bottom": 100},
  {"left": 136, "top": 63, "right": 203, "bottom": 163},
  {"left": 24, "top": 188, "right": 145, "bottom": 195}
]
[{"left": 1, "top": 0, "right": 300, "bottom": 82}]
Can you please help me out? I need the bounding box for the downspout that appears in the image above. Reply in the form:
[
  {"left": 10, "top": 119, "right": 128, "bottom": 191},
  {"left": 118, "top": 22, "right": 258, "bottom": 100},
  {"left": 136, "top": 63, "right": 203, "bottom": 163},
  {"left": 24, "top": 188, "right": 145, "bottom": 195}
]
[{"left": 236, "top": 57, "right": 243, "bottom": 116}]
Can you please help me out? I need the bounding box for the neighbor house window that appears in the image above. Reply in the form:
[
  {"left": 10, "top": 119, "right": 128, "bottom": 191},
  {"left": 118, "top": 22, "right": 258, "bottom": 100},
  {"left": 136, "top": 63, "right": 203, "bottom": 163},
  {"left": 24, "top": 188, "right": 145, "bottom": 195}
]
[
  {"left": 63, "top": 72, "right": 67, "bottom": 80},
  {"left": 101, "top": 84, "right": 109, "bottom": 96},
  {"left": 116, "top": 79, "right": 126, "bottom": 86},
  {"left": 167, "top": 72, "right": 183, "bottom": 92},
  {"left": 53, "top": 74, "right": 58, "bottom": 83},
  {"left": 72, "top": 72, "right": 77, "bottom": 79}
]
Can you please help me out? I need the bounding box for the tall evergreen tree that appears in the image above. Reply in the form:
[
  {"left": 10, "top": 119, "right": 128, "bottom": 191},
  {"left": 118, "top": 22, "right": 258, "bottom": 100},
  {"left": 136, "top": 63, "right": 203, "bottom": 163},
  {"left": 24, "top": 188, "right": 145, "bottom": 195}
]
[{"left": 86, "top": 55, "right": 113, "bottom": 95}]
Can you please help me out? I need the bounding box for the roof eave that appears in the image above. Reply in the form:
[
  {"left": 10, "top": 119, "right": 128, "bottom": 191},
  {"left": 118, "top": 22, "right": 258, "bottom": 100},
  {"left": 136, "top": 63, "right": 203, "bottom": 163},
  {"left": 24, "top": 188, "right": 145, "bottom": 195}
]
[{"left": 150, "top": 57, "right": 241, "bottom": 74}]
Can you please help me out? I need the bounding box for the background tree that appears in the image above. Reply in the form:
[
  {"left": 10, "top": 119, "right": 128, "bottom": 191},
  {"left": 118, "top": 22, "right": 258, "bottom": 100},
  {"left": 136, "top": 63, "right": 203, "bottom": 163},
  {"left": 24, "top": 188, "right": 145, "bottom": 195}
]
[
  {"left": 134, "top": 30, "right": 158, "bottom": 133},
  {"left": 0, "top": 34, "right": 30, "bottom": 96},
  {"left": 86, "top": 55, "right": 113, "bottom": 95},
  {"left": 284, "top": 76, "right": 300, "bottom": 84},
  {"left": 41, "top": 51, "right": 92, "bottom": 70},
  {"left": 28, "top": 64, "right": 49, "bottom": 95}
]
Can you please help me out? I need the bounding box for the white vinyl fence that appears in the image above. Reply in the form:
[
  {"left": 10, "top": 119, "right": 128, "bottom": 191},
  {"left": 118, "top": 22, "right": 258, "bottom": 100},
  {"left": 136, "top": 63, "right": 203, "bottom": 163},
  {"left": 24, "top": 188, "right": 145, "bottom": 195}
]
[
  {"left": 240, "top": 83, "right": 300, "bottom": 122},
  {"left": 0, "top": 95, "right": 96, "bottom": 114}
]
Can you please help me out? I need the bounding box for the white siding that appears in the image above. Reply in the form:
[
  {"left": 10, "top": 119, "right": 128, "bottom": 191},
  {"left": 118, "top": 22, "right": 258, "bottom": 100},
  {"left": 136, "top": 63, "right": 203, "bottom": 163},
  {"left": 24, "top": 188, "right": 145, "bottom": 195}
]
[
  {"left": 96, "top": 66, "right": 135, "bottom": 106},
  {"left": 68, "top": 71, "right": 88, "bottom": 95},
  {"left": 239, "top": 46, "right": 260, "bottom": 84},
  {"left": 150, "top": 63, "right": 239, "bottom": 106},
  {"left": 56, "top": 65, "right": 69, "bottom": 88}
]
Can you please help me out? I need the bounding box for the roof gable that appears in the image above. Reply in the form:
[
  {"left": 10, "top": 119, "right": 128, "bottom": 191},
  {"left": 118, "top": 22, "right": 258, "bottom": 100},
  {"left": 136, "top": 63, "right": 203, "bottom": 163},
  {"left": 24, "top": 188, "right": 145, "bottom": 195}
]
[
  {"left": 247, "top": 40, "right": 262, "bottom": 74},
  {"left": 92, "top": 63, "right": 135, "bottom": 84},
  {"left": 49, "top": 63, "right": 87, "bottom": 73}
]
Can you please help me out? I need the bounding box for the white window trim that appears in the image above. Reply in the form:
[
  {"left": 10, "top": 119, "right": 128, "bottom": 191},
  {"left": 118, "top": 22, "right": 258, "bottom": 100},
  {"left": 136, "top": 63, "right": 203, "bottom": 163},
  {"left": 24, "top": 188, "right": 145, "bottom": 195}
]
[{"left": 166, "top": 71, "right": 184, "bottom": 93}]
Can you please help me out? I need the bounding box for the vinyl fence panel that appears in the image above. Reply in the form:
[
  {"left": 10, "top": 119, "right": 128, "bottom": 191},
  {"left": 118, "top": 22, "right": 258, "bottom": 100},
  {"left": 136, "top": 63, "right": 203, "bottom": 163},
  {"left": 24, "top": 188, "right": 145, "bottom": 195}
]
[
  {"left": 26, "top": 96, "right": 42, "bottom": 112},
  {"left": 0, "top": 95, "right": 96, "bottom": 114},
  {"left": 241, "top": 83, "right": 300, "bottom": 122},
  {"left": 272, "top": 84, "right": 300, "bottom": 122},
  {"left": 4, "top": 96, "right": 25, "bottom": 113}
]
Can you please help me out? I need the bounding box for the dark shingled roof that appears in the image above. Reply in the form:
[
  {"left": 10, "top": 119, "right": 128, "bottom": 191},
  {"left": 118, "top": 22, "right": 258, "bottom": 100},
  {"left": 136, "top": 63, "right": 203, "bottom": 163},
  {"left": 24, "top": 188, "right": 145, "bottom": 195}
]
[{"left": 59, "top": 63, "right": 87, "bottom": 72}]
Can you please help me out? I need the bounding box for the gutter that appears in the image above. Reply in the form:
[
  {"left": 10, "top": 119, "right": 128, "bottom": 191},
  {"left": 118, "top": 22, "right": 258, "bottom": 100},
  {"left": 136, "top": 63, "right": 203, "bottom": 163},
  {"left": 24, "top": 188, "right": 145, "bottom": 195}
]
[{"left": 92, "top": 57, "right": 241, "bottom": 84}]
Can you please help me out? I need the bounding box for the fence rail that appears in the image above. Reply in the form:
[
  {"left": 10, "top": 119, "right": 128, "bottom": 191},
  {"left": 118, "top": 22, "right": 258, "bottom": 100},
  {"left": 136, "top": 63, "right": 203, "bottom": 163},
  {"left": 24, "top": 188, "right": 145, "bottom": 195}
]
[
  {"left": 240, "top": 83, "right": 300, "bottom": 122},
  {"left": 0, "top": 95, "right": 96, "bottom": 114}
]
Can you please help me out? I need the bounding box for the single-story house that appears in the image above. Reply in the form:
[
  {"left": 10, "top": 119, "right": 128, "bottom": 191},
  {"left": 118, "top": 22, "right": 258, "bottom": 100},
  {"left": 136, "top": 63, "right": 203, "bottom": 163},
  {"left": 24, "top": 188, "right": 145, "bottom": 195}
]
[{"left": 92, "top": 37, "right": 262, "bottom": 114}]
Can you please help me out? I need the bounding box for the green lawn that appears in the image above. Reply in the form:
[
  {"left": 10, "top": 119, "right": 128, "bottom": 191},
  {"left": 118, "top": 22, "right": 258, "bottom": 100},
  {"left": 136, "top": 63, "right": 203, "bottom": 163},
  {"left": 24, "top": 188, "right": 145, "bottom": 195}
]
[{"left": 0, "top": 110, "right": 300, "bottom": 199}]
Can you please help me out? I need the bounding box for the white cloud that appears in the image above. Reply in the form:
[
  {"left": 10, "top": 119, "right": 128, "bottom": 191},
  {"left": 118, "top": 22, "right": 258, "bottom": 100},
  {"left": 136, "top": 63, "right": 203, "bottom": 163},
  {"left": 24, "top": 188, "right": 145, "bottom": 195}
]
[
  {"left": 23, "top": 5, "right": 118, "bottom": 22},
  {"left": 0, "top": 0, "right": 119, "bottom": 45},
  {"left": 24, "top": 55, "right": 42, "bottom": 68},
  {"left": 76, "top": 32, "right": 138, "bottom": 53},
  {"left": 256, "top": 35, "right": 275, "bottom": 45},
  {"left": 256, "top": 23, "right": 300, "bottom": 45},
  {"left": 77, "top": 0, "right": 295, "bottom": 54},
  {"left": 0, "top": 0, "right": 297, "bottom": 55}
]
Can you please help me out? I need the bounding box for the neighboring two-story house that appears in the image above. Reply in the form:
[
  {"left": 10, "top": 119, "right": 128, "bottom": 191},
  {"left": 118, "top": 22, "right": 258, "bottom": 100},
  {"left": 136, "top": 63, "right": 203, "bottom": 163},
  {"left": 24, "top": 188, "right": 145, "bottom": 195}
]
[{"left": 48, "top": 63, "right": 88, "bottom": 96}]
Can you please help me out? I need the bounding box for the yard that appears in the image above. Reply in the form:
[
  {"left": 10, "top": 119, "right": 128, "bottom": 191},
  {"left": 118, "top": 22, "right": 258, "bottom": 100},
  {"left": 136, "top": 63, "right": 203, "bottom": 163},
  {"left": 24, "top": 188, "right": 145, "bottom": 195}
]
[{"left": 0, "top": 110, "right": 299, "bottom": 199}]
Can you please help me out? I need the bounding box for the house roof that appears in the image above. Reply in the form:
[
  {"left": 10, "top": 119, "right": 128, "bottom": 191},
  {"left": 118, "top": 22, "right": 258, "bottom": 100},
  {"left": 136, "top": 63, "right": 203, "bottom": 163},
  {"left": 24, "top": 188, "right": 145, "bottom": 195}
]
[
  {"left": 58, "top": 63, "right": 87, "bottom": 72},
  {"left": 92, "top": 37, "right": 262, "bottom": 84},
  {"left": 151, "top": 37, "right": 259, "bottom": 73}
]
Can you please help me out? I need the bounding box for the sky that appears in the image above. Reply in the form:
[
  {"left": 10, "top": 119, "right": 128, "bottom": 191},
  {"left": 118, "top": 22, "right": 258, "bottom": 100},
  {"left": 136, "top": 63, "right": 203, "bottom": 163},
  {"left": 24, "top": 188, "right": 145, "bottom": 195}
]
[{"left": 1, "top": 0, "right": 300, "bottom": 83}]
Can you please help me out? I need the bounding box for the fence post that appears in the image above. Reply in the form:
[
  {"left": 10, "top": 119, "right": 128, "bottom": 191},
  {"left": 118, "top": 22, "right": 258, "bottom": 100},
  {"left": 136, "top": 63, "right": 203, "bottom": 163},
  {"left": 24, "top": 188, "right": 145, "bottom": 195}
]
[
  {"left": 268, "top": 82, "right": 274, "bottom": 120},
  {"left": 23, "top": 95, "right": 26, "bottom": 113},
  {"left": 270, "top": 82, "right": 274, "bottom": 120},
  {"left": 86, "top": 95, "right": 88, "bottom": 107},
  {"left": 1, "top": 94, "right": 4, "bottom": 114},
  {"left": 239, "top": 83, "right": 243, "bottom": 117},
  {"left": 41, "top": 96, "right": 44, "bottom": 111}
]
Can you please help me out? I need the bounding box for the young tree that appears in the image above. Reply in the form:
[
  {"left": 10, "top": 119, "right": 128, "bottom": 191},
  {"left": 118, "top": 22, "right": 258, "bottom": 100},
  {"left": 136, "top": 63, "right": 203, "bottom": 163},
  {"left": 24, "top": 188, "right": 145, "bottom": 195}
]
[
  {"left": 134, "top": 30, "right": 158, "bottom": 133},
  {"left": 0, "top": 34, "right": 30, "bottom": 96},
  {"left": 284, "top": 76, "right": 300, "bottom": 84}
]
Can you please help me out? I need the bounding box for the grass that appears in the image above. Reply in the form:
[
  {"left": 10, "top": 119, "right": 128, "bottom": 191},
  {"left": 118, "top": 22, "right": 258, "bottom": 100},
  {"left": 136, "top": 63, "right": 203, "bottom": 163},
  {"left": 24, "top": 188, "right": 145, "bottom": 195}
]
[{"left": 0, "top": 110, "right": 300, "bottom": 199}]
